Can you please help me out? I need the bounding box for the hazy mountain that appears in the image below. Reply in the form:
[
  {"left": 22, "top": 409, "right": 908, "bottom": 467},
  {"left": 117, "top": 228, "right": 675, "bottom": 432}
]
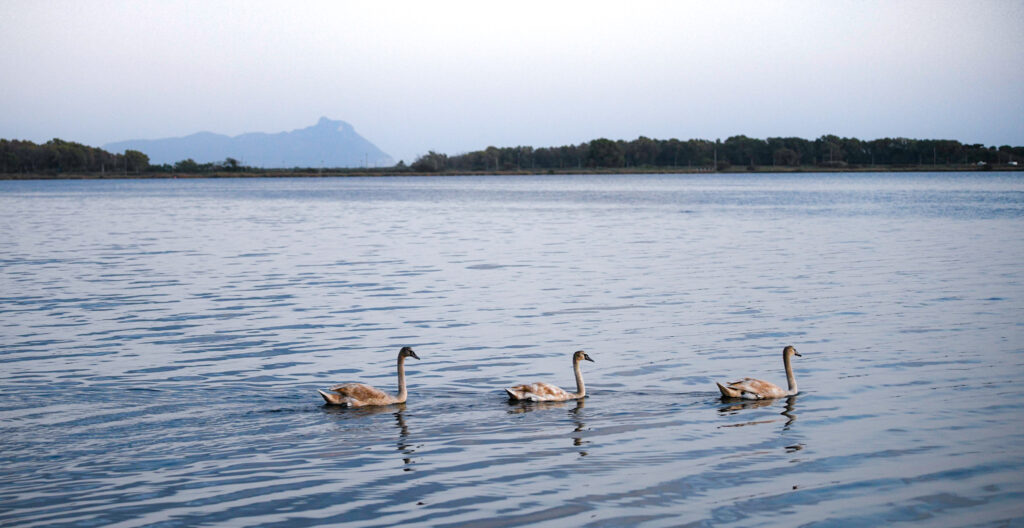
[{"left": 104, "top": 118, "right": 394, "bottom": 168}]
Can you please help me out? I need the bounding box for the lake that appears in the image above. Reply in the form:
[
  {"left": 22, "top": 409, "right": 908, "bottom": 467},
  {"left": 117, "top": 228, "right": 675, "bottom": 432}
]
[{"left": 1, "top": 173, "right": 1022, "bottom": 527}]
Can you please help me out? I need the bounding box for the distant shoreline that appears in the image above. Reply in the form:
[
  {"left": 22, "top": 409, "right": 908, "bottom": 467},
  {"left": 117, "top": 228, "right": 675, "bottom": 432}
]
[{"left": 1, "top": 164, "right": 1021, "bottom": 181}]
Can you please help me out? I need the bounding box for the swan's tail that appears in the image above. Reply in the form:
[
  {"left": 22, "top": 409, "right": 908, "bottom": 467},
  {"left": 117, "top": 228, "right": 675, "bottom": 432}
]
[
  {"left": 716, "top": 382, "right": 741, "bottom": 399},
  {"left": 506, "top": 387, "right": 541, "bottom": 401},
  {"left": 318, "top": 389, "right": 348, "bottom": 405}
]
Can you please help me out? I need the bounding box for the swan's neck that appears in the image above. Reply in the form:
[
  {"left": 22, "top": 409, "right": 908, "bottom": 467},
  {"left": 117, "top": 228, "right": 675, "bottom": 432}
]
[
  {"left": 783, "top": 353, "right": 797, "bottom": 395},
  {"left": 573, "top": 358, "right": 586, "bottom": 398},
  {"left": 396, "top": 355, "right": 408, "bottom": 402}
]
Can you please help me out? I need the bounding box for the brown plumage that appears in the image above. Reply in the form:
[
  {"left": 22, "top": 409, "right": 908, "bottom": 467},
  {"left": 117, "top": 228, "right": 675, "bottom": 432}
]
[
  {"left": 717, "top": 345, "right": 802, "bottom": 400},
  {"left": 318, "top": 346, "right": 420, "bottom": 406},
  {"left": 506, "top": 350, "right": 594, "bottom": 402}
]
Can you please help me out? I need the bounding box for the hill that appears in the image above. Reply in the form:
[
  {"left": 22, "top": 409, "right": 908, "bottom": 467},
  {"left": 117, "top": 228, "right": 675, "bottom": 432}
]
[{"left": 104, "top": 118, "right": 393, "bottom": 168}]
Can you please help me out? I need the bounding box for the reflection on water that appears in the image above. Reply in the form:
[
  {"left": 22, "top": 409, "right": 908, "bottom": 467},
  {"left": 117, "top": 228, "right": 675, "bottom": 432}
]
[
  {"left": 781, "top": 395, "right": 797, "bottom": 429},
  {"left": 505, "top": 398, "right": 579, "bottom": 413},
  {"left": 508, "top": 398, "right": 589, "bottom": 456},
  {"left": 570, "top": 399, "right": 588, "bottom": 457},
  {"left": 2, "top": 173, "right": 1023, "bottom": 527},
  {"left": 393, "top": 409, "right": 416, "bottom": 471},
  {"left": 717, "top": 395, "right": 799, "bottom": 429},
  {"left": 323, "top": 403, "right": 417, "bottom": 471}
]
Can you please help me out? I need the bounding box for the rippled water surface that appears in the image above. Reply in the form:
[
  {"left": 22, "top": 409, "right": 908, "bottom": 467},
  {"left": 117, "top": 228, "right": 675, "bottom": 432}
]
[{"left": 2, "top": 173, "right": 1023, "bottom": 527}]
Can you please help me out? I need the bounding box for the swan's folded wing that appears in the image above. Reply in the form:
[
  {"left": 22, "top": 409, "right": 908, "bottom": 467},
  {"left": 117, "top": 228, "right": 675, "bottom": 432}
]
[
  {"left": 506, "top": 382, "right": 571, "bottom": 401},
  {"left": 327, "top": 383, "right": 391, "bottom": 401},
  {"left": 727, "top": 378, "right": 787, "bottom": 399}
]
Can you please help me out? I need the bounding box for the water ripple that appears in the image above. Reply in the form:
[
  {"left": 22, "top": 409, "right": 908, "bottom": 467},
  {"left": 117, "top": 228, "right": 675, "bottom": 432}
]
[{"left": 1, "top": 173, "right": 1022, "bottom": 526}]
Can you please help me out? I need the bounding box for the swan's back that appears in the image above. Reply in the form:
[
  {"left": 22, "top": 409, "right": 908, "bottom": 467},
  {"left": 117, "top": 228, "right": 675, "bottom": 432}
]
[
  {"left": 320, "top": 383, "right": 394, "bottom": 406},
  {"left": 718, "top": 378, "right": 788, "bottom": 400},
  {"left": 506, "top": 382, "right": 573, "bottom": 402}
]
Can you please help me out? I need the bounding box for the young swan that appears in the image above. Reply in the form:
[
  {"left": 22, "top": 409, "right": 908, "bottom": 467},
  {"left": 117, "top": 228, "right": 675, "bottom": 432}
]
[
  {"left": 717, "top": 345, "right": 802, "bottom": 400},
  {"left": 506, "top": 350, "right": 594, "bottom": 402},
  {"left": 318, "top": 346, "right": 420, "bottom": 406}
]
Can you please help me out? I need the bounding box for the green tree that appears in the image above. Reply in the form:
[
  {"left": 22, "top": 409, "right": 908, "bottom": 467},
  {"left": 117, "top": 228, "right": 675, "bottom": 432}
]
[
  {"left": 174, "top": 158, "right": 200, "bottom": 173},
  {"left": 773, "top": 148, "right": 800, "bottom": 166},
  {"left": 587, "top": 138, "right": 624, "bottom": 168},
  {"left": 411, "top": 151, "right": 447, "bottom": 172},
  {"left": 625, "top": 136, "right": 659, "bottom": 167},
  {"left": 124, "top": 150, "right": 149, "bottom": 172}
]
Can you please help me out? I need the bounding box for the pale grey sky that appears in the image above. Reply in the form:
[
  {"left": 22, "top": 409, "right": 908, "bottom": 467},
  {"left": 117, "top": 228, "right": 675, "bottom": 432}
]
[{"left": 2, "top": 0, "right": 1022, "bottom": 164}]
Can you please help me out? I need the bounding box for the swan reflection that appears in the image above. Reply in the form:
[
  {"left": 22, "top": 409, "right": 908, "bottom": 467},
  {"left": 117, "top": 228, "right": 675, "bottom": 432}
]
[
  {"left": 780, "top": 395, "right": 798, "bottom": 429},
  {"left": 321, "top": 403, "right": 417, "bottom": 471},
  {"left": 322, "top": 402, "right": 407, "bottom": 418},
  {"left": 570, "top": 399, "right": 588, "bottom": 457},
  {"left": 394, "top": 409, "right": 415, "bottom": 471},
  {"left": 507, "top": 399, "right": 589, "bottom": 456},
  {"left": 717, "top": 395, "right": 799, "bottom": 429},
  {"left": 506, "top": 399, "right": 570, "bottom": 413}
]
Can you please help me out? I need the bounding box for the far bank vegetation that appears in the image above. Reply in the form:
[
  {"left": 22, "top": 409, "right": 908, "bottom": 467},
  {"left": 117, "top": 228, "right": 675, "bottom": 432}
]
[
  {"left": 1, "top": 135, "right": 1022, "bottom": 178},
  {"left": 410, "top": 135, "right": 1023, "bottom": 173}
]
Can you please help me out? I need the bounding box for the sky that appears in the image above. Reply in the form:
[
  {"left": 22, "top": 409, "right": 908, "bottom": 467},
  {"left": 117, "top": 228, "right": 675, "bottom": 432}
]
[{"left": 1, "top": 0, "right": 1022, "bottom": 164}]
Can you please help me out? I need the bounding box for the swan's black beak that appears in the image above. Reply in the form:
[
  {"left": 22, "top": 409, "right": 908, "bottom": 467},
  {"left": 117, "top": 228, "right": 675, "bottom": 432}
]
[
  {"left": 793, "top": 350, "right": 802, "bottom": 357},
  {"left": 583, "top": 353, "right": 594, "bottom": 362},
  {"left": 409, "top": 350, "right": 420, "bottom": 360}
]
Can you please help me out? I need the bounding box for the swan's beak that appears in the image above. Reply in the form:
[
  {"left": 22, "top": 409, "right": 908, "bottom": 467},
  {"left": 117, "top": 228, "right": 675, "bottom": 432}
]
[
  {"left": 583, "top": 353, "right": 594, "bottom": 362},
  {"left": 409, "top": 351, "right": 420, "bottom": 360},
  {"left": 793, "top": 350, "right": 802, "bottom": 357}
]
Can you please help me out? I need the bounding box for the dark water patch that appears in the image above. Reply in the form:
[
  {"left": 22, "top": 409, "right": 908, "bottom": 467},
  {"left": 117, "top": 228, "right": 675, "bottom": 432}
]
[
  {"left": 126, "top": 365, "right": 186, "bottom": 374},
  {"left": 723, "top": 331, "right": 807, "bottom": 342},
  {"left": 465, "top": 263, "right": 531, "bottom": 270},
  {"left": 331, "top": 305, "right": 424, "bottom": 314}
]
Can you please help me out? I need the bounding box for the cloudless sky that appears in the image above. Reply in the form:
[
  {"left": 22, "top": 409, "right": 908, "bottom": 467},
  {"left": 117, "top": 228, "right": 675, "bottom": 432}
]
[{"left": 2, "top": 0, "right": 1022, "bottom": 163}]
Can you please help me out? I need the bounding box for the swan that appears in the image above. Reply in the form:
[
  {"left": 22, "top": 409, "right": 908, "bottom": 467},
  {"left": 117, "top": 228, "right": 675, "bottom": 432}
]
[
  {"left": 318, "top": 346, "right": 420, "bottom": 406},
  {"left": 506, "top": 350, "right": 594, "bottom": 402},
  {"left": 717, "top": 345, "right": 802, "bottom": 400}
]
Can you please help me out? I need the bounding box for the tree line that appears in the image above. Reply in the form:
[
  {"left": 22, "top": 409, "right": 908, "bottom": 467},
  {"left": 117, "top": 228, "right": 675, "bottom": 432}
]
[
  {"left": 411, "top": 135, "right": 1024, "bottom": 172},
  {"left": 1, "top": 138, "right": 151, "bottom": 174},
  {"left": 3, "top": 135, "right": 1022, "bottom": 176},
  {"left": 0, "top": 138, "right": 257, "bottom": 175}
]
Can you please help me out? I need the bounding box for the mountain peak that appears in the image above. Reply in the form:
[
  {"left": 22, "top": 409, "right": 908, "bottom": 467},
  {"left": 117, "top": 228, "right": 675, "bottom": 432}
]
[
  {"left": 311, "top": 117, "right": 355, "bottom": 135},
  {"left": 104, "top": 119, "right": 392, "bottom": 168},
  {"left": 316, "top": 116, "right": 339, "bottom": 127}
]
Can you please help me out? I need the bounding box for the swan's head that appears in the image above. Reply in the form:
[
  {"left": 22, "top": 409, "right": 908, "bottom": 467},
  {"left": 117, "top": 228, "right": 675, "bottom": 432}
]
[
  {"left": 784, "top": 345, "right": 801, "bottom": 358},
  {"left": 399, "top": 346, "right": 420, "bottom": 360},
  {"left": 574, "top": 350, "right": 594, "bottom": 363}
]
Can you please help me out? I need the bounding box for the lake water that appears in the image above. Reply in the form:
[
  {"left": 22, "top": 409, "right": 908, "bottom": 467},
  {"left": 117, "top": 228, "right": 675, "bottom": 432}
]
[{"left": 1, "top": 173, "right": 1022, "bottom": 527}]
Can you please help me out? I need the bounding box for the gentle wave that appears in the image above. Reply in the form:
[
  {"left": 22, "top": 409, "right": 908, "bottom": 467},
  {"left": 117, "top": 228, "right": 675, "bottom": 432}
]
[{"left": 1, "top": 173, "right": 1023, "bottom": 526}]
